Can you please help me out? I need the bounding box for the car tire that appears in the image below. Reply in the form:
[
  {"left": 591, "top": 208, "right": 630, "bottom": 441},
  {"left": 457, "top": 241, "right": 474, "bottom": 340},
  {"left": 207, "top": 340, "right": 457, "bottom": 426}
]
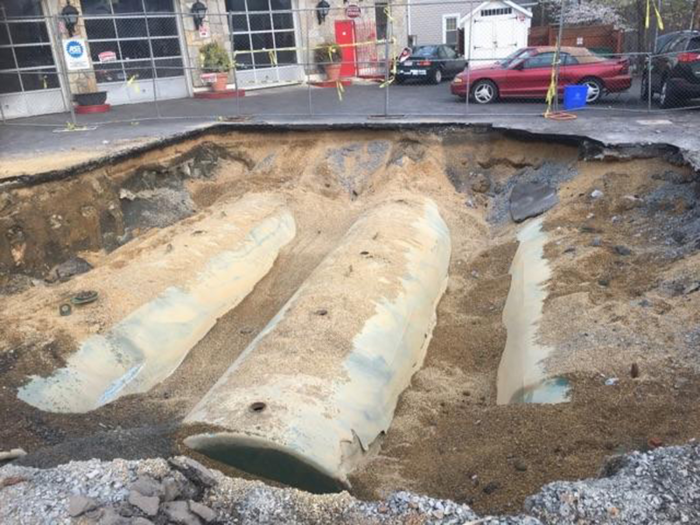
[
  {"left": 430, "top": 68, "right": 443, "bottom": 85},
  {"left": 658, "top": 78, "right": 677, "bottom": 109},
  {"left": 394, "top": 76, "right": 404, "bottom": 85},
  {"left": 580, "top": 77, "right": 604, "bottom": 104},
  {"left": 471, "top": 80, "right": 498, "bottom": 104}
]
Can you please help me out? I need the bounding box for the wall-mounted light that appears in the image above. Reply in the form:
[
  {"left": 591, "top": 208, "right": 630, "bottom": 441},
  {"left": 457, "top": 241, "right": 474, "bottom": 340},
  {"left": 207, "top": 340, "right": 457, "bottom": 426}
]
[
  {"left": 316, "top": 0, "right": 330, "bottom": 25},
  {"left": 191, "top": 1, "right": 208, "bottom": 30},
  {"left": 61, "top": 1, "right": 80, "bottom": 37}
]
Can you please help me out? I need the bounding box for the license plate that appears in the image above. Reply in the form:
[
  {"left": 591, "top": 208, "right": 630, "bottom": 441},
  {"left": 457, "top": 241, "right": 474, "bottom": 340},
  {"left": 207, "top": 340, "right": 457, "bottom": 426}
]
[{"left": 410, "top": 70, "right": 427, "bottom": 76}]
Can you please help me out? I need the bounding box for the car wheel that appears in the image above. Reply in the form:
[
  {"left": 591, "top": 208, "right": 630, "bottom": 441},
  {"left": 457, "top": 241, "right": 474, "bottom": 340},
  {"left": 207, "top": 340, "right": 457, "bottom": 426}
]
[
  {"left": 471, "top": 80, "right": 498, "bottom": 104},
  {"left": 580, "top": 77, "right": 604, "bottom": 103},
  {"left": 658, "top": 78, "right": 677, "bottom": 109},
  {"left": 430, "top": 68, "right": 443, "bottom": 84},
  {"left": 394, "top": 76, "right": 404, "bottom": 85}
]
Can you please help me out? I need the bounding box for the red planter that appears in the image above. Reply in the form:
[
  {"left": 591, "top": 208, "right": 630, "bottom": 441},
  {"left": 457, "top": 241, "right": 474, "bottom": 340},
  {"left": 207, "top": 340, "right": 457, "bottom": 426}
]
[{"left": 212, "top": 73, "right": 229, "bottom": 92}]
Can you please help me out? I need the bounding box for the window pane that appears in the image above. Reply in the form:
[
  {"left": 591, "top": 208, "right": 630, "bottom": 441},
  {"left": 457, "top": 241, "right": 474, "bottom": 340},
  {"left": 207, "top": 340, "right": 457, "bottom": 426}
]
[
  {"left": 0, "top": 47, "right": 16, "bottom": 70},
  {"left": 14, "top": 45, "right": 54, "bottom": 68},
  {"left": 249, "top": 13, "right": 271, "bottom": 31},
  {"left": 147, "top": 16, "right": 177, "bottom": 36},
  {"left": 144, "top": 0, "right": 174, "bottom": 13},
  {"left": 252, "top": 50, "right": 271, "bottom": 67},
  {"left": 151, "top": 37, "right": 180, "bottom": 57},
  {"left": 272, "top": 11, "right": 293, "bottom": 30},
  {"left": 116, "top": 18, "right": 147, "bottom": 38},
  {"left": 248, "top": 0, "right": 270, "bottom": 11},
  {"left": 687, "top": 37, "right": 700, "bottom": 51},
  {"left": 227, "top": 0, "right": 246, "bottom": 11},
  {"left": 95, "top": 61, "right": 126, "bottom": 83},
  {"left": 0, "top": 71, "right": 21, "bottom": 93},
  {"left": 1, "top": 0, "right": 43, "bottom": 17},
  {"left": 235, "top": 52, "right": 253, "bottom": 69},
  {"left": 123, "top": 59, "right": 153, "bottom": 79},
  {"left": 10, "top": 22, "right": 50, "bottom": 45},
  {"left": 120, "top": 40, "right": 151, "bottom": 59},
  {"left": 251, "top": 32, "right": 274, "bottom": 50},
  {"left": 233, "top": 34, "right": 251, "bottom": 51},
  {"left": 89, "top": 40, "right": 121, "bottom": 61},
  {"left": 113, "top": 0, "right": 146, "bottom": 14},
  {"left": 0, "top": 22, "right": 10, "bottom": 46},
  {"left": 85, "top": 18, "right": 117, "bottom": 39},
  {"left": 277, "top": 50, "right": 296, "bottom": 65},
  {"left": 21, "top": 67, "right": 59, "bottom": 91},
  {"left": 274, "top": 31, "right": 295, "bottom": 51},
  {"left": 82, "top": 0, "right": 113, "bottom": 15},
  {"left": 155, "top": 57, "right": 182, "bottom": 77},
  {"left": 230, "top": 14, "right": 249, "bottom": 32}
]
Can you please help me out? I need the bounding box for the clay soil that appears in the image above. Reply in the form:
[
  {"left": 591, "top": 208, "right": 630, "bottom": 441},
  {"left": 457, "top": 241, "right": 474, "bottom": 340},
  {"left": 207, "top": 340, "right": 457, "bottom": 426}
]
[{"left": 1, "top": 128, "right": 699, "bottom": 516}]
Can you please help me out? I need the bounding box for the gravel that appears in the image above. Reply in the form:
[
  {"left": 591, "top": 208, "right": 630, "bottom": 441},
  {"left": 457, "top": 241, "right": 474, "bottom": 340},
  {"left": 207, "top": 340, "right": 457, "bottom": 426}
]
[{"left": 1, "top": 442, "right": 699, "bottom": 524}]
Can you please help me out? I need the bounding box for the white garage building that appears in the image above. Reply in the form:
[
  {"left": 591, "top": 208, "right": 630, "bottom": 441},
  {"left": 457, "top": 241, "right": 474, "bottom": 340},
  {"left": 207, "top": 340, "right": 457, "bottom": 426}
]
[{"left": 459, "top": 0, "right": 533, "bottom": 65}]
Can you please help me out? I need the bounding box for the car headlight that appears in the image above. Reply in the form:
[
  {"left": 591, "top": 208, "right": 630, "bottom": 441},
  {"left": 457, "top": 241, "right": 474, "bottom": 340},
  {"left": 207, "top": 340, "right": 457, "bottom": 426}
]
[{"left": 453, "top": 77, "right": 464, "bottom": 84}]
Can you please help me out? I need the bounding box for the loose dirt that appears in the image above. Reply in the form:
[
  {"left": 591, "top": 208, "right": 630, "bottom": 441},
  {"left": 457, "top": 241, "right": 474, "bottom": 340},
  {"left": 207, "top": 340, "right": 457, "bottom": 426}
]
[{"left": 1, "top": 128, "right": 698, "bottom": 516}]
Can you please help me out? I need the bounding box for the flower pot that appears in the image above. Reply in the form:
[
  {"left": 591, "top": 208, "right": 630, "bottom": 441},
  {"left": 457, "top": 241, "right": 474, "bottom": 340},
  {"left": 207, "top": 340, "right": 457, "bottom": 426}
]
[
  {"left": 325, "top": 63, "right": 342, "bottom": 82},
  {"left": 212, "top": 73, "right": 229, "bottom": 92},
  {"left": 73, "top": 91, "right": 107, "bottom": 106}
]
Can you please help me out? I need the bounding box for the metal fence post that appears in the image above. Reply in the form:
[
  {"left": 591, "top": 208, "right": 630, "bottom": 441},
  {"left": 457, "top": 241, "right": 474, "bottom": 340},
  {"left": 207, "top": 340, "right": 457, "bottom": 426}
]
[
  {"left": 227, "top": 12, "right": 241, "bottom": 117},
  {"left": 306, "top": 7, "right": 313, "bottom": 117},
  {"left": 383, "top": 3, "right": 392, "bottom": 117},
  {"left": 552, "top": 1, "right": 566, "bottom": 114},
  {"left": 465, "top": 0, "right": 474, "bottom": 115},
  {"left": 143, "top": 12, "right": 162, "bottom": 119},
  {"left": 52, "top": 14, "right": 78, "bottom": 128},
  {"left": 646, "top": 53, "right": 653, "bottom": 112}
]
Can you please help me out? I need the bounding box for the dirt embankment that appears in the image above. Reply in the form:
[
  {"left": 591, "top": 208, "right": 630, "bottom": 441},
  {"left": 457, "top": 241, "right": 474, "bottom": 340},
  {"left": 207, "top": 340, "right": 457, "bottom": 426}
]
[{"left": 1, "top": 128, "right": 699, "bottom": 517}]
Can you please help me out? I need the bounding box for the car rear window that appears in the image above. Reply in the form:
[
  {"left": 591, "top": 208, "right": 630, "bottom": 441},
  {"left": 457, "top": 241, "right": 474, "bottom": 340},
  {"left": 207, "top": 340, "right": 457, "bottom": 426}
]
[
  {"left": 688, "top": 37, "right": 700, "bottom": 51},
  {"left": 412, "top": 46, "right": 439, "bottom": 58}
]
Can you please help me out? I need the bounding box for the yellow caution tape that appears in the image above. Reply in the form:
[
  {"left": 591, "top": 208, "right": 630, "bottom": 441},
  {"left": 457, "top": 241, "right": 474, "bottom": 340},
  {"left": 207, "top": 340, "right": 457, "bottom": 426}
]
[
  {"left": 42, "top": 75, "right": 48, "bottom": 89},
  {"left": 383, "top": 5, "right": 394, "bottom": 22},
  {"left": 544, "top": 44, "right": 559, "bottom": 116},
  {"left": 336, "top": 80, "right": 345, "bottom": 101},
  {"left": 268, "top": 49, "right": 278, "bottom": 66},
  {"left": 127, "top": 74, "right": 140, "bottom": 93},
  {"left": 646, "top": 0, "right": 664, "bottom": 30}
]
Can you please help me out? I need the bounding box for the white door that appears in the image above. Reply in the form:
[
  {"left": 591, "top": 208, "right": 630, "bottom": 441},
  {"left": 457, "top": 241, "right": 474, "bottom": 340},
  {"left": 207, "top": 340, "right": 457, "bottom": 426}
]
[{"left": 471, "top": 19, "right": 497, "bottom": 65}]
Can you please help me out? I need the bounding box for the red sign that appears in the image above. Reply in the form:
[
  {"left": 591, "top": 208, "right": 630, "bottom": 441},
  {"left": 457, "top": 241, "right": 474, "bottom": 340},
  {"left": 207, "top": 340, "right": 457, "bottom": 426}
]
[
  {"left": 98, "top": 51, "right": 117, "bottom": 63},
  {"left": 346, "top": 4, "right": 361, "bottom": 18}
]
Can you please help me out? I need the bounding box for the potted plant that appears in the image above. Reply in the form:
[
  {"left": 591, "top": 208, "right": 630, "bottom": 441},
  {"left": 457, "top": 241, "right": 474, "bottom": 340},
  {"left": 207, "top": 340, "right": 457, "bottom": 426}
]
[
  {"left": 200, "top": 42, "right": 232, "bottom": 92},
  {"left": 71, "top": 73, "right": 109, "bottom": 112},
  {"left": 314, "top": 42, "right": 343, "bottom": 82}
]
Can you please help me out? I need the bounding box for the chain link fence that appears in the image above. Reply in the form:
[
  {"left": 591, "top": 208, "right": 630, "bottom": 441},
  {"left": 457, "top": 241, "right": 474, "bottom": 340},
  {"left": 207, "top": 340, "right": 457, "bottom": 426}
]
[{"left": 1, "top": 1, "right": 699, "bottom": 129}]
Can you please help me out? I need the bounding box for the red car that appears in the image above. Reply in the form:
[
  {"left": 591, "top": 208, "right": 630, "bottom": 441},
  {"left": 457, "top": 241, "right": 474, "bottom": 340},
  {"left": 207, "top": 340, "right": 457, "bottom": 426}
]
[{"left": 450, "top": 47, "right": 632, "bottom": 104}]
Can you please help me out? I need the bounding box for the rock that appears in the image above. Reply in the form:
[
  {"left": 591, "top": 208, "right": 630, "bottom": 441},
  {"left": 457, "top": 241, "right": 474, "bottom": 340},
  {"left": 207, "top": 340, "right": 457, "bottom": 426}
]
[
  {"left": 0, "top": 476, "right": 27, "bottom": 488},
  {"left": 189, "top": 500, "right": 216, "bottom": 522},
  {"left": 100, "top": 508, "right": 130, "bottom": 525},
  {"left": 683, "top": 282, "right": 700, "bottom": 295},
  {"left": 162, "top": 500, "right": 201, "bottom": 525},
  {"left": 0, "top": 448, "right": 27, "bottom": 461},
  {"left": 652, "top": 170, "right": 691, "bottom": 184},
  {"left": 161, "top": 476, "right": 181, "bottom": 502},
  {"left": 671, "top": 231, "right": 687, "bottom": 245},
  {"left": 67, "top": 495, "right": 98, "bottom": 517},
  {"left": 591, "top": 236, "right": 603, "bottom": 247},
  {"left": 631, "top": 363, "right": 640, "bottom": 379},
  {"left": 483, "top": 481, "right": 500, "bottom": 495},
  {"left": 514, "top": 458, "right": 528, "bottom": 472},
  {"left": 130, "top": 476, "right": 161, "bottom": 497},
  {"left": 47, "top": 257, "right": 93, "bottom": 283},
  {"left": 598, "top": 278, "right": 610, "bottom": 287},
  {"left": 648, "top": 437, "right": 663, "bottom": 448},
  {"left": 591, "top": 189, "right": 604, "bottom": 199},
  {"left": 168, "top": 457, "right": 217, "bottom": 488},
  {"left": 132, "top": 518, "right": 155, "bottom": 525},
  {"left": 471, "top": 173, "right": 491, "bottom": 194},
  {"left": 605, "top": 377, "right": 619, "bottom": 386},
  {"left": 509, "top": 181, "right": 559, "bottom": 223},
  {"left": 128, "top": 491, "right": 159, "bottom": 516},
  {"left": 614, "top": 245, "right": 633, "bottom": 256}
]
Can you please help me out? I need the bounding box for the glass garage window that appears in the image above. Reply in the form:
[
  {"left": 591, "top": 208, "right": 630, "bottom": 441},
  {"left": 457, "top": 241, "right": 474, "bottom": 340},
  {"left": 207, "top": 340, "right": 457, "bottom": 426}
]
[
  {"left": 225, "top": 0, "right": 298, "bottom": 71},
  {"left": 0, "top": 0, "right": 60, "bottom": 95},
  {"left": 82, "top": 0, "right": 184, "bottom": 84}
]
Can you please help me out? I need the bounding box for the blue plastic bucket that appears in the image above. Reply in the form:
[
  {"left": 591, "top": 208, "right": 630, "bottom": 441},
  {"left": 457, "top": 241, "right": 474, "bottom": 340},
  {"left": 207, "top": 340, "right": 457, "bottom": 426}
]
[{"left": 563, "top": 85, "right": 589, "bottom": 110}]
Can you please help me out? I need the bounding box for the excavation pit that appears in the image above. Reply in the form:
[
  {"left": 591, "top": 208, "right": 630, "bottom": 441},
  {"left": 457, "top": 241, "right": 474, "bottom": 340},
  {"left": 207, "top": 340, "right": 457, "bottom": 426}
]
[{"left": 1, "top": 126, "right": 699, "bottom": 515}]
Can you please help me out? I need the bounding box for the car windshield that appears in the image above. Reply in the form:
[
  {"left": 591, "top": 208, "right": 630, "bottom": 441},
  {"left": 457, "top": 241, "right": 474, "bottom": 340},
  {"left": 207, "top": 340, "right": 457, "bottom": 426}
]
[
  {"left": 498, "top": 49, "right": 534, "bottom": 68},
  {"left": 412, "top": 46, "right": 439, "bottom": 58}
]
